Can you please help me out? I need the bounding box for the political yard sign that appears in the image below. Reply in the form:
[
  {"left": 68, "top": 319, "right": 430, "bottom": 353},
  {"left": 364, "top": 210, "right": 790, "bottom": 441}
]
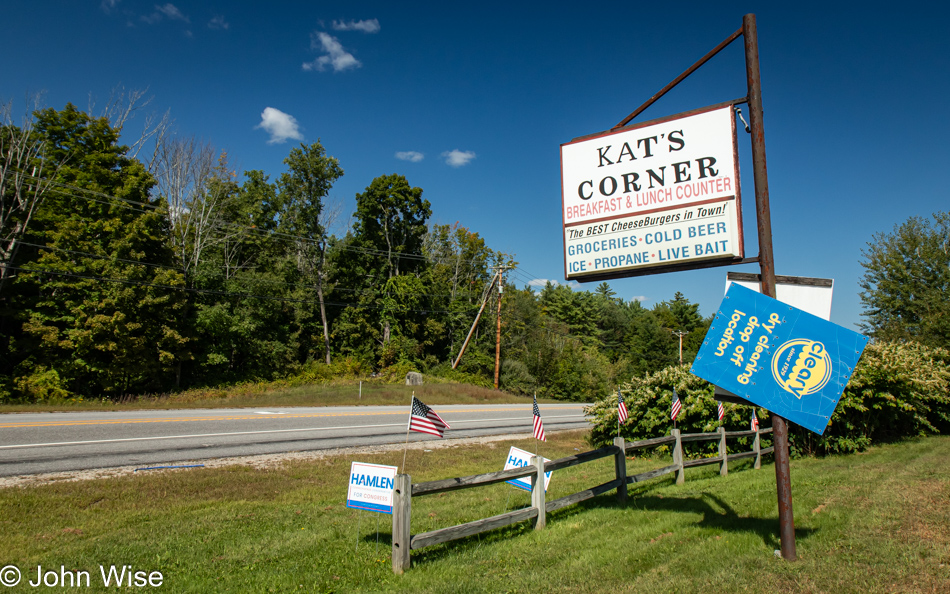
[
  {"left": 561, "top": 104, "right": 743, "bottom": 281},
  {"left": 346, "top": 462, "right": 398, "bottom": 514},
  {"left": 503, "top": 446, "right": 552, "bottom": 492},
  {"left": 691, "top": 284, "right": 869, "bottom": 435}
]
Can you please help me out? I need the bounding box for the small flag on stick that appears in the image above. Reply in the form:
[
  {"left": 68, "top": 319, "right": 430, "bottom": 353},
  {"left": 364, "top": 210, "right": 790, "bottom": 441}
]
[
  {"left": 532, "top": 395, "right": 546, "bottom": 442},
  {"left": 409, "top": 396, "right": 450, "bottom": 438},
  {"left": 671, "top": 388, "right": 682, "bottom": 421},
  {"left": 717, "top": 401, "right": 725, "bottom": 422},
  {"left": 618, "top": 390, "right": 629, "bottom": 425},
  {"left": 750, "top": 409, "right": 759, "bottom": 431}
]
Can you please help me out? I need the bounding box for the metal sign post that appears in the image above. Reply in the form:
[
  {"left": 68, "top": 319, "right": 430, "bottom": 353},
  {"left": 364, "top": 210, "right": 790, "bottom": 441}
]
[{"left": 742, "top": 13, "right": 797, "bottom": 561}]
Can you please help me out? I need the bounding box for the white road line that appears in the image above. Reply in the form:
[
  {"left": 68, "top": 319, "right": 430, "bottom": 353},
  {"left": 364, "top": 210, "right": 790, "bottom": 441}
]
[{"left": 0, "top": 414, "right": 587, "bottom": 450}]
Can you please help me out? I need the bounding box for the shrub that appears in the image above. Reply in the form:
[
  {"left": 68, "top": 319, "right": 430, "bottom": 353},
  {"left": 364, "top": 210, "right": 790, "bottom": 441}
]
[{"left": 586, "top": 341, "right": 950, "bottom": 456}]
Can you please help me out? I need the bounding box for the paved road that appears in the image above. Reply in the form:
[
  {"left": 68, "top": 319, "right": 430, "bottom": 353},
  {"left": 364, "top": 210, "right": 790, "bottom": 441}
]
[{"left": 0, "top": 403, "right": 590, "bottom": 477}]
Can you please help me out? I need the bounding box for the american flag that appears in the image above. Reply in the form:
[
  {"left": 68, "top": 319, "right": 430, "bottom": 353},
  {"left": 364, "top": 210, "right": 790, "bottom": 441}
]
[
  {"left": 671, "top": 388, "right": 682, "bottom": 421},
  {"left": 618, "top": 390, "right": 629, "bottom": 424},
  {"left": 717, "top": 401, "right": 725, "bottom": 421},
  {"left": 750, "top": 409, "right": 759, "bottom": 431},
  {"left": 533, "top": 395, "right": 546, "bottom": 441},
  {"left": 409, "top": 396, "right": 450, "bottom": 438}
]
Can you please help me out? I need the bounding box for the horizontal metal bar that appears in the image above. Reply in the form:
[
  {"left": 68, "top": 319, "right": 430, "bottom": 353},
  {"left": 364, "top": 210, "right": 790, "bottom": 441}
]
[
  {"left": 546, "top": 479, "right": 622, "bottom": 514},
  {"left": 409, "top": 507, "right": 538, "bottom": 550}
]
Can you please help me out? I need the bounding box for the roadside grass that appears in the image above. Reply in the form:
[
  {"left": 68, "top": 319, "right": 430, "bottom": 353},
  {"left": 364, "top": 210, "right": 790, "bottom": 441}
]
[
  {"left": 0, "top": 381, "right": 545, "bottom": 413},
  {"left": 1, "top": 431, "right": 948, "bottom": 592}
]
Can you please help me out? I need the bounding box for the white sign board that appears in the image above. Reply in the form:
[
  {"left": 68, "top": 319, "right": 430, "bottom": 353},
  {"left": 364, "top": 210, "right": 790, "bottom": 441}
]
[
  {"left": 725, "top": 272, "right": 834, "bottom": 321},
  {"left": 561, "top": 105, "right": 743, "bottom": 280},
  {"left": 504, "top": 446, "right": 552, "bottom": 492},
  {"left": 346, "top": 462, "right": 397, "bottom": 514}
]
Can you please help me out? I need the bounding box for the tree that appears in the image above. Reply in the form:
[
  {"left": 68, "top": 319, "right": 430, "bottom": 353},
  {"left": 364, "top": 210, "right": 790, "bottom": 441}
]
[
  {"left": 277, "top": 142, "right": 343, "bottom": 364},
  {"left": 13, "top": 104, "right": 186, "bottom": 398},
  {"left": 349, "top": 174, "right": 431, "bottom": 347},
  {"left": 0, "top": 97, "right": 62, "bottom": 295},
  {"left": 859, "top": 211, "right": 950, "bottom": 348}
]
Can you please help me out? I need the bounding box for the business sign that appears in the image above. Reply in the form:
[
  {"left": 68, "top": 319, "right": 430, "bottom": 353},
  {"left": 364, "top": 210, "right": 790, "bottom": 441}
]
[
  {"left": 562, "top": 104, "right": 743, "bottom": 281},
  {"left": 715, "top": 273, "right": 835, "bottom": 404},
  {"left": 346, "top": 462, "right": 397, "bottom": 514},
  {"left": 691, "top": 284, "right": 868, "bottom": 435},
  {"left": 503, "top": 446, "right": 552, "bottom": 492}
]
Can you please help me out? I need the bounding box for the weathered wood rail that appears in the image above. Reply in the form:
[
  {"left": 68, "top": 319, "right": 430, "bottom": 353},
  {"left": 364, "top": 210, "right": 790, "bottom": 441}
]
[{"left": 392, "top": 426, "right": 774, "bottom": 573}]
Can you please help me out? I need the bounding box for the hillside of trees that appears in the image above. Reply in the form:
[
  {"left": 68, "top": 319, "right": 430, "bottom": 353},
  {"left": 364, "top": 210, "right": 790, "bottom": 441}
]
[{"left": 1, "top": 102, "right": 710, "bottom": 403}]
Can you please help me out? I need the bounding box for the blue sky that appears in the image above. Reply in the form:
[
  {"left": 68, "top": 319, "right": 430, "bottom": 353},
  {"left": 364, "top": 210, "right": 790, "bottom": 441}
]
[{"left": 2, "top": 1, "right": 948, "bottom": 331}]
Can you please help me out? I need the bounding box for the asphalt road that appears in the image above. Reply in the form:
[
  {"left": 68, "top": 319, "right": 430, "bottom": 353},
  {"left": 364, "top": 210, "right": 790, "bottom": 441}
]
[{"left": 0, "top": 403, "right": 590, "bottom": 477}]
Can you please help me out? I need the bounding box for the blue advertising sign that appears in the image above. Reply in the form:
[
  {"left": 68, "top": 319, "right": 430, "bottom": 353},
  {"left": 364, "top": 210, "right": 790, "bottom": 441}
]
[{"left": 691, "top": 283, "right": 868, "bottom": 435}]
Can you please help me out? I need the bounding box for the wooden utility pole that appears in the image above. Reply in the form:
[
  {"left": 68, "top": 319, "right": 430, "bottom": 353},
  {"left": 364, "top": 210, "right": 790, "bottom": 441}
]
[
  {"left": 671, "top": 330, "right": 689, "bottom": 364},
  {"left": 493, "top": 268, "right": 505, "bottom": 389}
]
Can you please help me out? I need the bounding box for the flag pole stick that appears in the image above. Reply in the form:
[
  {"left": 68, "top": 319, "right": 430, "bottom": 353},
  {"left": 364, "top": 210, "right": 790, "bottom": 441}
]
[{"left": 401, "top": 391, "right": 414, "bottom": 474}]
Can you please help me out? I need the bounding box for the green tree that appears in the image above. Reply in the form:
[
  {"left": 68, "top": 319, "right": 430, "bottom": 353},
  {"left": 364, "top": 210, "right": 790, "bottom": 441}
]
[
  {"left": 277, "top": 141, "right": 343, "bottom": 364},
  {"left": 13, "top": 104, "right": 186, "bottom": 398},
  {"left": 859, "top": 211, "right": 950, "bottom": 348},
  {"left": 334, "top": 174, "right": 431, "bottom": 365}
]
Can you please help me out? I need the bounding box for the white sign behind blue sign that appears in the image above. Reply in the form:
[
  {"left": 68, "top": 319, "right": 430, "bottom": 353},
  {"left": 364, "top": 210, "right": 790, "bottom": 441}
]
[
  {"left": 503, "top": 446, "right": 552, "bottom": 492},
  {"left": 346, "top": 462, "right": 397, "bottom": 514},
  {"left": 690, "top": 284, "right": 868, "bottom": 435}
]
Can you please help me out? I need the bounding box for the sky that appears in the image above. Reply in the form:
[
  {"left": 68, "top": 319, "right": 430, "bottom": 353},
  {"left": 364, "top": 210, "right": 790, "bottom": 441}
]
[{"left": 2, "top": 1, "right": 949, "bottom": 331}]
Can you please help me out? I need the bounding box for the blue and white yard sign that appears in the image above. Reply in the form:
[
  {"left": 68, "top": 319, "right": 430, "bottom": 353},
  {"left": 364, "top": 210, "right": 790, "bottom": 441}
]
[
  {"left": 346, "top": 462, "right": 398, "bottom": 514},
  {"left": 691, "top": 283, "right": 868, "bottom": 435},
  {"left": 504, "top": 446, "right": 552, "bottom": 492}
]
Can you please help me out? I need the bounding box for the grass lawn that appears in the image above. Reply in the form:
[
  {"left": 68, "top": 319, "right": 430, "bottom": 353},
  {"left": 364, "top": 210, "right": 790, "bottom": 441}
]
[
  {"left": 0, "top": 381, "right": 545, "bottom": 414},
  {"left": 1, "top": 431, "right": 948, "bottom": 592}
]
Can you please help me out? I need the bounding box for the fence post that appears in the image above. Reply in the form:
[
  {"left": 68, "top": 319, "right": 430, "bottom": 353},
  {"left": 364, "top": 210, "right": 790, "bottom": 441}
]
[
  {"left": 613, "top": 436, "right": 628, "bottom": 504},
  {"left": 753, "top": 429, "right": 762, "bottom": 469},
  {"left": 672, "top": 429, "right": 685, "bottom": 485},
  {"left": 531, "top": 455, "right": 546, "bottom": 530},
  {"left": 718, "top": 426, "right": 728, "bottom": 476},
  {"left": 392, "top": 474, "right": 411, "bottom": 574}
]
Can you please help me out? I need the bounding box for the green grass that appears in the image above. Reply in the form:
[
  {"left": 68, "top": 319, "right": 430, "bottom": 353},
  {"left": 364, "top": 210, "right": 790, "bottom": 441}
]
[
  {"left": 1, "top": 432, "right": 948, "bottom": 592},
  {"left": 0, "top": 381, "right": 552, "bottom": 413}
]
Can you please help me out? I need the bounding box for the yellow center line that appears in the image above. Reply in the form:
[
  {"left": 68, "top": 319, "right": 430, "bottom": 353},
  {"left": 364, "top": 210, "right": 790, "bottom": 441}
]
[{"left": 0, "top": 406, "right": 585, "bottom": 429}]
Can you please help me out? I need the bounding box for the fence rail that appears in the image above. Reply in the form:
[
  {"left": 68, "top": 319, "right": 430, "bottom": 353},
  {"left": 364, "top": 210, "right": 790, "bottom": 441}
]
[{"left": 392, "top": 426, "right": 773, "bottom": 573}]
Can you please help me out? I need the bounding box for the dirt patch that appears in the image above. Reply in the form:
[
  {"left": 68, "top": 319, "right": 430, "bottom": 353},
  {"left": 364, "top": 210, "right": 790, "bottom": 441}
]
[{"left": 0, "top": 431, "right": 535, "bottom": 489}]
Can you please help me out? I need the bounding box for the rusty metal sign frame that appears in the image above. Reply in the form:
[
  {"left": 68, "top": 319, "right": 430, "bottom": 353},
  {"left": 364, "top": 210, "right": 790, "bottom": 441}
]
[{"left": 586, "top": 14, "right": 798, "bottom": 561}]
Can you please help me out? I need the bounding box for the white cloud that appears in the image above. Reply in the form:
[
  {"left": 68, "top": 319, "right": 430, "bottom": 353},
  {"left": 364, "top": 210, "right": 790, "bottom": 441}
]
[
  {"left": 442, "top": 149, "right": 476, "bottom": 168},
  {"left": 630, "top": 295, "right": 647, "bottom": 302},
  {"left": 395, "top": 151, "right": 424, "bottom": 162},
  {"left": 155, "top": 3, "right": 188, "bottom": 21},
  {"left": 100, "top": 0, "right": 120, "bottom": 12},
  {"left": 302, "top": 32, "right": 361, "bottom": 72},
  {"left": 332, "top": 19, "right": 380, "bottom": 33},
  {"left": 208, "top": 15, "right": 229, "bottom": 30},
  {"left": 256, "top": 107, "right": 304, "bottom": 144},
  {"left": 141, "top": 3, "right": 189, "bottom": 24}
]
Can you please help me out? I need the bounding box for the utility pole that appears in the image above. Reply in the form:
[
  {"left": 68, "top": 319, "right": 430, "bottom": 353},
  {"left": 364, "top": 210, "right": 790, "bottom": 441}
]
[
  {"left": 493, "top": 267, "right": 506, "bottom": 389},
  {"left": 671, "top": 330, "right": 689, "bottom": 364}
]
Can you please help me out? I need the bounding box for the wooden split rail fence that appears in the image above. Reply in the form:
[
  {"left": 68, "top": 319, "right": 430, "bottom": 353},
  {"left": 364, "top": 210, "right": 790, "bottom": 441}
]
[{"left": 392, "top": 426, "right": 774, "bottom": 573}]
